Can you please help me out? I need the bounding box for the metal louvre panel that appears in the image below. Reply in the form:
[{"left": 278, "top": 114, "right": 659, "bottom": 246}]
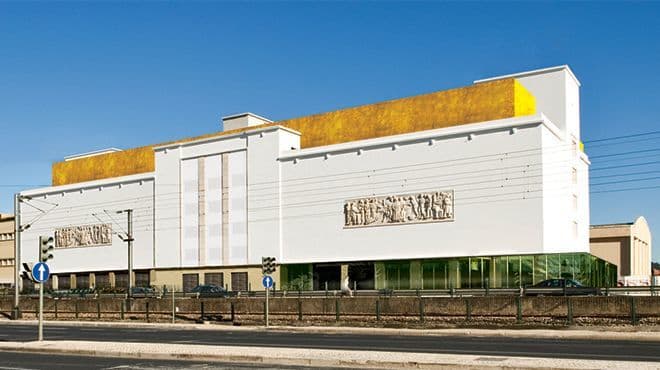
[
  {"left": 231, "top": 272, "right": 247, "bottom": 291},
  {"left": 182, "top": 273, "right": 199, "bottom": 293}
]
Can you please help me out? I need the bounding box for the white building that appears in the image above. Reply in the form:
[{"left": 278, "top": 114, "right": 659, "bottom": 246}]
[{"left": 18, "top": 66, "right": 617, "bottom": 292}]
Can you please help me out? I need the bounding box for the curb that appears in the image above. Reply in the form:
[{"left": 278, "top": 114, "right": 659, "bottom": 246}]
[
  {"left": 0, "top": 340, "right": 655, "bottom": 370},
  {"left": 3, "top": 319, "right": 660, "bottom": 342}
]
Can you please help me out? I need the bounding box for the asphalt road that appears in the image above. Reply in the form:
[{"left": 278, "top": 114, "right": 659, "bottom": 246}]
[
  {"left": 0, "top": 350, "right": 355, "bottom": 370},
  {"left": 1, "top": 323, "right": 659, "bottom": 362}
]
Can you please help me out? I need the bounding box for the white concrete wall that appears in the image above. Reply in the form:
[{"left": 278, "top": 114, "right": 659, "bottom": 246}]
[
  {"left": 278, "top": 117, "right": 560, "bottom": 264},
  {"left": 19, "top": 174, "right": 155, "bottom": 274},
  {"left": 154, "top": 147, "right": 181, "bottom": 268},
  {"left": 245, "top": 128, "right": 300, "bottom": 265},
  {"left": 154, "top": 126, "right": 299, "bottom": 268}
]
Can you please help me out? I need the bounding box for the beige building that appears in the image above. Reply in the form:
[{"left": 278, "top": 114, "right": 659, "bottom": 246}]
[
  {"left": 590, "top": 216, "right": 652, "bottom": 285},
  {"left": 0, "top": 214, "right": 15, "bottom": 289}
]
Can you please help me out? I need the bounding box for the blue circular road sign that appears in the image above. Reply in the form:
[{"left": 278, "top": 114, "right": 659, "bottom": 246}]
[
  {"left": 262, "top": 275, "right": 274, "bottom": 289},
  {"left": 32, "top": 262, "right": 50, "bottom": 283}
]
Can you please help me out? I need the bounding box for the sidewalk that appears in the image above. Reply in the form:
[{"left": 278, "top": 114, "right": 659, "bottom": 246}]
[
  {"left": 0, "top": 339, "right": 658, "bottom": 369},
  {"left": 3, "top": 318, "right": 660, "bottom": 342}
]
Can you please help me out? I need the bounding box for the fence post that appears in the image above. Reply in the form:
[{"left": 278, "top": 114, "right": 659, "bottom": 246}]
[
  {"left": 120, "top": 301, "right": 125, "bottom": 320},
  {"left": 630, "top": 296, "right": 638, "bottom": 325},
  {"left": 297, "top": 300, "right": 302, "bottom": 321},
  {"left": 97, "top": 301, "right": 101, "bottom": 320},
  {"left": 516, "top": 296, "right": 522, "bottom": 324},
  {"left": 54, "top": 301, "right": 58, "bottom": 320},
  {"left": 201, "top": 301, "right": 205, "bottom": 321},
  {"left": 651, "top": 275, "right": 656, "bottom": 297},
  {"left": 376, "top": 300, "right": 381, "bottom": 322},
  {"left": 146, "top": 301, "right": 150, "bottom": 323},
  {"left": 335, "top": 299, "right": 340, "bottom": 322},
  {"left": 485, "top": 278, "right": 490, "bottom": 296},
  {"left": 567, "top": 297, "right": 573, "bottom": 325},
  {"left": 419, "top": 298, "right": 425, "bottom": 322},
  {"left": 75, "top": 300, "right": 79, "bottom": 319},
  {"left": 325, "top": 282, "right": 328, "bottom": 297},
  {"left": 172, "top": 289, "right": 176, "bottom": 324},
  {"left": 465, "top": 298, "right": 472, "bottom": 321},
  {"left": 230, "top": 302, "right": 235, "bottom": 323}
]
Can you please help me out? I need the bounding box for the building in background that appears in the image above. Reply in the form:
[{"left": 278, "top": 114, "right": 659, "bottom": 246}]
[
  {"left": 0, "top": 214, "right": 15, "bottom": 289},
  {"left": 17, "top": 66, "right": 617, "bottom": 292},
  {"left": 590, "top": 216, "right": 653, "bottom": 286}
]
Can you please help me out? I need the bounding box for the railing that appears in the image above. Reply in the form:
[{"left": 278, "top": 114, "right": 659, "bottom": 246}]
[{"left": 4, "top": 285, "right": 657, "bottom": 300}]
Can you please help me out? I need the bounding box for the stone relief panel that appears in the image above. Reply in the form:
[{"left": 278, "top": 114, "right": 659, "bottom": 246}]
[
  {"left": 55, "top": 224, "right": 113, "bottom": 248},
  {"left": 344, "top": 190, "right": 454, "bottom": 228}
]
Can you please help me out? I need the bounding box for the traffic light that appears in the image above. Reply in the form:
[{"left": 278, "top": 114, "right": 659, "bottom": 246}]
[
  {"left": 21, "top": 262, "right": 35, "bottom": 282},
  {"left": 39, "top": 236, "right": 54, "bottom": 263},
  {"left": 261, "top": 256, "right": 277, "bottom": 275}
]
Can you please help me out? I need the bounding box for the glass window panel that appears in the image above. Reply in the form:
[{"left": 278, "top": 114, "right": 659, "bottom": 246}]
[
  {"left": 457, "top": 258, "right": 469, "bottom": 289},
  {"left": 533, "top": 255, "right": 547, "bottom": 284},
  {"left": 520, "top": 256, "right": 534, "bottom": 287},
  {"left": 547, "top": 254, "right": 560, "bottom": 280}
]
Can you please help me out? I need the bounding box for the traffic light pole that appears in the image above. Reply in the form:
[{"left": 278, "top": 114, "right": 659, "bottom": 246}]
[
  {"left": 38, "top": 280, "right": 43, "bottom": 341},
  {"left": 265, "top": 284, "right": 269, "bottom": 328}
]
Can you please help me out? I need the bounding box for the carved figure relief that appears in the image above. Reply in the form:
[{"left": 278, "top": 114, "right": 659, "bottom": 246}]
[
  {"left": 55, "top": 224, "right": 113, "bottom": 248},
  {"left": 344, "top": 191, "right": 454, "bottom": 228}
]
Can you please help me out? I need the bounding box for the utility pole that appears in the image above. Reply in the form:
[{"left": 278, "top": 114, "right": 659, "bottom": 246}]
[
  {"left": 12, "top": 194, "right": 20, "bottom": 320},
  {"left": 12, "top": 194, "right": 30, "bottom": 319},
  {"left": 117, "top": 209, "right": 134, "bottom": 301}
]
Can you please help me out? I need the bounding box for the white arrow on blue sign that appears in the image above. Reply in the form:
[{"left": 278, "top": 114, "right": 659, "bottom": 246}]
[
  {"left": 32, "top": 262, "right": 50, "bottom": 283},
  {"left": 262, "top": 275, "right": 274, "bottom": 289}
]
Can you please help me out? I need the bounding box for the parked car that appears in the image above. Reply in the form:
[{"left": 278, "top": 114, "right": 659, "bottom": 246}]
[
  {"left": 525, "top": 278, "right": 599, "bottom": 296},
  {"left": 130, "top": 286, "right": 159, "bottom": 298},
  {"left": 191, "top": 284, "right": 231, "bottom": 298}
]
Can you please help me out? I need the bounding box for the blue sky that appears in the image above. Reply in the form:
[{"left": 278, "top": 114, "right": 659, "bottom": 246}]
[{"left": 1, "top": 2, "right": 659, "bottom": 261}]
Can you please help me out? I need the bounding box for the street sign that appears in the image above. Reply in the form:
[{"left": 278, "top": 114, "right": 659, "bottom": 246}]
[
  {"left": 31, "top": 262, "right": 50, "bottom": 283},
  {"left": 262, "top": 275, "right": 274, "bottom": 289}
]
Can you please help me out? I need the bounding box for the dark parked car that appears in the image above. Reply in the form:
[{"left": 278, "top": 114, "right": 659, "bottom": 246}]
[
  {"left": 191, "top": 284, "right": 231, "bottom": 298},
  {"left": 525, "top": 278, "right": 599, "bottom": 296},
  {"left": 130, "top": 286, "right": 158, "bottom": 298}
]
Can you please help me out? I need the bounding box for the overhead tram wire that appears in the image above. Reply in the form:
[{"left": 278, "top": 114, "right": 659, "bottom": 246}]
[
  {"left": 5, "top": 127, "right": 660, "bottom": 191},
  {"left": 21, "top": 168, "right": 660, "bottom": 234},
  {"left": 17, "top": 150, "right": 660, "bottom": 231},
  {"left": 10, "top": 128, "right": 660, "bottom": 202},
  {"left": 14, "top": 131, "right": 660, "bottom": 232}
]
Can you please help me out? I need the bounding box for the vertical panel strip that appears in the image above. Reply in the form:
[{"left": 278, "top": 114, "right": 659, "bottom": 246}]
[
  {"left": 198, "top": 158, "right": 206, "bottom": 265},
  {"left": 222, "top": 153, "right": 230, "bottom": 265},
  {"left": 204, "top": 155, "right": 222, "bottom": 265}
]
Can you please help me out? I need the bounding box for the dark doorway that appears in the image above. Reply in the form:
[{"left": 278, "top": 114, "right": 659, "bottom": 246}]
[
  {"left": 313, "top": 264, "right": 341, "bottom": 290},
  {"left": 349, "top": 262, "right": 375, "bottom": 290}
]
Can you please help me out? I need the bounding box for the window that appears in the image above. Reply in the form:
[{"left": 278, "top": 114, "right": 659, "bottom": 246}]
[
  {"left": 231, "top": 272, "right": 248, "bottom": 291},
  {"left": 182, "top": 273, "right": 199, "bottom": 293},
  {"left": 135, "top": 272, "right": 150, "bottom": 287},
  {"left": 58, "top": 275, "right": 71, "bottom": 290},
  {"left": 573, "top": 221, "right": 579, "bottom": 239},
  {"left": 573, "top": 194, "right": 578, "bottom": 212},
  {"left": 95, "top": 273, "right": 110, "bottom": 288},
  {"left": 76, "top": 274, "right": 89, "bottom": 289},
  {"left": 115, "top": 273, "right": 128, "bottom": 288},
  {"left": 204, "top": 272, "right": 224, "bottom": 287}
]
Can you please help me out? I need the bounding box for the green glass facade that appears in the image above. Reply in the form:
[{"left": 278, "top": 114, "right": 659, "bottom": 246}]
[{"left": 280, "top": 253, "right": 617, "bottom": 290}]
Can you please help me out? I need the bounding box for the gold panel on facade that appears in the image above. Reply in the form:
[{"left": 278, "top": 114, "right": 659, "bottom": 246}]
[
  {"left": 52, "top": 146, "right": 155, "bottom": 186},
  {"left": 280, "top": 79, "right": 536, "bottom": 148},
  {"left": 51, "top": 78, "right": 536, "bottom": 186}
]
